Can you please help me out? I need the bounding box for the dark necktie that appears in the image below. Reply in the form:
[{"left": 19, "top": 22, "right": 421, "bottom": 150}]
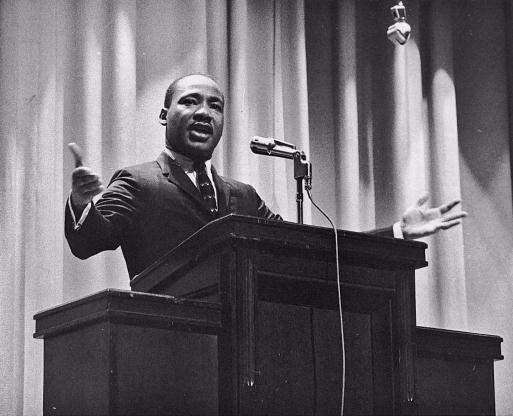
[{"left": 194, "top": 161, "right": 218, "bottom": 216}]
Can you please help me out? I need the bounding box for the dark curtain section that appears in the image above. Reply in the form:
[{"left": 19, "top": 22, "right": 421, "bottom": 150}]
[
  {"left": 509, "top": 1, "right": 513, "bottom": 201},
  {"left": 453, "top": 0, "right": 513, "bottom": 386},
  {"left": 305, "top": 1, "right": 512, "bottom": 412},
  {"left": 305, "top": 0, "right": 338, "bottom": 226},
  {"left": 0, "top": 0, "right": 512, "bottom": 413}
]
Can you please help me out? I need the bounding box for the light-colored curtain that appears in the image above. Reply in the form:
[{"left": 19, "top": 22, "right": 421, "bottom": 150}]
[{"left": 1, "top": 0, "right": 512, "bottom": 414}]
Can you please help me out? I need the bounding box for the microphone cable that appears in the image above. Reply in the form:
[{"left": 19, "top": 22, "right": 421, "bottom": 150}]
[{"left": 306, "top": 188, "right": 346, "bottom": 416}]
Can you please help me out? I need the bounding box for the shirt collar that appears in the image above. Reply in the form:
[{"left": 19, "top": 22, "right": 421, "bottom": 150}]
[{"left": 164, "top": 147, "right": 212, "bottom": 174}]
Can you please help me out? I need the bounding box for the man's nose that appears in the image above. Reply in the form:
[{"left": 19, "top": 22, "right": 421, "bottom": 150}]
[{"left": 194, "top": 102, "right": 212, "bottom": 120}]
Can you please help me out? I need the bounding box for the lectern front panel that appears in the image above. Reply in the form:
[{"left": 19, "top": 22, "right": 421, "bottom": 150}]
[{"left": 251, "top": 282, "right": 396, "bottom": 414}]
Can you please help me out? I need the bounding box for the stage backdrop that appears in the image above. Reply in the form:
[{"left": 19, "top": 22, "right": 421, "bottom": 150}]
[{"left": 1, "top": 0, "right": 512, "bottom": 414}]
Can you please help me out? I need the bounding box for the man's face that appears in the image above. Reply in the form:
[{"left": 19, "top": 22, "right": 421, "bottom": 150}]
[{"left": 164, "top": 75, "right": 224, "bottom": 161}]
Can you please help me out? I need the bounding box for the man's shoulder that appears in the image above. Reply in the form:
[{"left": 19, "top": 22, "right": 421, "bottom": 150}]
[
  {"left": 119, "top": 160, "right": 160, "bottom": 176},
  {"left": 107, "top": 160, "right": 162, "bottom": 187}
]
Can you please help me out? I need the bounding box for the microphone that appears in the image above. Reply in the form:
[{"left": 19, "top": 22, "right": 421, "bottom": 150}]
[
  {"left": 387, "top": 1, "right": 411, "bottom": 45},
  {"left": 250, "top": 136, "right": 299, "bottom": 159}
]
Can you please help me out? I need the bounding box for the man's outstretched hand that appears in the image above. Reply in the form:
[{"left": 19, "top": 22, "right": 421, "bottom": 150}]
[
  {"left": 68, "top": 143, "right": 104, "bottom": 212},
  {"left": 401, "top": 194, "right": 467, "bottom": 240}
]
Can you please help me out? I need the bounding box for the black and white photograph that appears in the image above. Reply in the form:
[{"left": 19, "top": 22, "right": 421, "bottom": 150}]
[{"left": 0, "top": 0, "right": 511, "bottom": 414}]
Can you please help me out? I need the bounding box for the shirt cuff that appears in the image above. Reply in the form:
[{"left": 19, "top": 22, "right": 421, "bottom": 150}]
[
  {"left": 392, "top": 221, "right": 404, "bottom": 239},
  {"left": 67, "top": 196, "right": 92, "bottom": 231}
]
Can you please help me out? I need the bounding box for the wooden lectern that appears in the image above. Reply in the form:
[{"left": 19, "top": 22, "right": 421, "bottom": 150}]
[{"left": 34, "top": 215, "right": 503, "bottom": 415}]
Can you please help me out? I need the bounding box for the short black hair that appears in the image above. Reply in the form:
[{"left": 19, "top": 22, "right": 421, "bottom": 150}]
[{"left": 163, "top": 73, "right": 222, "bottom": 108}]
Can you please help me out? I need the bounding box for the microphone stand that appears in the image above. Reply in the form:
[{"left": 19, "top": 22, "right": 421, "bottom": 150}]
[
  {"left": 293, "top": 151, "right": 312, "bottom": 224},
  {"left": 249, "top": 137, "right": 312, "bottom": 224}
]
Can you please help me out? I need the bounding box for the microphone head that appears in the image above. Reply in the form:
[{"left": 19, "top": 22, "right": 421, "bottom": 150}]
[
  {"left": 249, "top": 136, "right": 298, "bottom": 159},
  {"left": 250, "top": 137, "right": 275, "bottom": 155},
  {"left": 387, "top": 21, "right": 411, "bottom": 45}
]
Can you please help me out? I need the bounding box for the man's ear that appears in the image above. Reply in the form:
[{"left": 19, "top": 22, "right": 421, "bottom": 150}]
[{"left": 158, "top": 108, "right": 168, "bottom": 126}]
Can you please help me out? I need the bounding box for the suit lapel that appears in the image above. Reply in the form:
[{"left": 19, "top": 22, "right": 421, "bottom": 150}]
[
  {"left": 156, "top": 152, "right": 204, "bottom": 206},
  {"left": 156, "top": 152, "right": 230, "bottom": 218}
]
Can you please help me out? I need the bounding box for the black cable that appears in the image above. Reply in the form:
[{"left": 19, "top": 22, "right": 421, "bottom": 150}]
[
  {"left": 306, "top": 188, "right": 345, "bottom": 416},
  {"left": 309, "top": 307, "right": 317, "bottom": 416}
]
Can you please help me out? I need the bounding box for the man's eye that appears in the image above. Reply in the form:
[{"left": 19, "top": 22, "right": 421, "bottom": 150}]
[
  {"left": 211, "top": 102, "right": 223, "bottom": 111},
  {"left": 181, "top": 98, "right": 197, "bottom": 105}
]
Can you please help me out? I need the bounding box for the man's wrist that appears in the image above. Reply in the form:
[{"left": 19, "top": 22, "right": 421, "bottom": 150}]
[
  {"left": 67, "top": 195, "right": 93, "bottom": 231},
  {"left": 70, "top": 193, "right": 89, "bottom": 216}
]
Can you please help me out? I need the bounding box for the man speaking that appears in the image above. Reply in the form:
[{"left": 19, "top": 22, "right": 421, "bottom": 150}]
[{"left": 65, "top": 74, "right": 466, "bottom": 278}]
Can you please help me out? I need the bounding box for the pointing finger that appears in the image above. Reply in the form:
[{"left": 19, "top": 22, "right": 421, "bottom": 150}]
[
  {"left": 68, "top": 142, "right": 83, "bottom": 168},
  {"left": 438, "top": 219, "right": 461, "bottom": 230},
  {"left": 443, "top": 211, "right": 468, "bottom": 222},
  {"left": 440, "top": 199, "right": 461, "bottom": 214}
]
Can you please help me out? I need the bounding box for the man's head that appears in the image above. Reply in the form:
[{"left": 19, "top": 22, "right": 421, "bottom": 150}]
[{"left": 159, "top": 74, "right": 224, "bottom": 161}]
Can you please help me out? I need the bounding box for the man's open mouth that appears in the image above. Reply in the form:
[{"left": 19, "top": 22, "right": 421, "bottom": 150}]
[{"left": 189, "top": 122, "right": 213, "bottom": 135}]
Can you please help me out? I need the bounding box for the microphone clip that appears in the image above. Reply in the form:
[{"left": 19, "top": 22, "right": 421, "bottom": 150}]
[
  {"left": 293, "top": 151, "right": 312, "bottom": 190},
  {"left": 292, "top": 151, "right": 312, "bottom": 225}
]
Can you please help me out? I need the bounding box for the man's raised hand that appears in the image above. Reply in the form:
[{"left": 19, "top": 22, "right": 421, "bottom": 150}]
[
  {"left": 68, "top": 143, "right": 104, "bottom": 211},
  {"left": 401, "top": 193, "right": 467, "bottom": 240}
]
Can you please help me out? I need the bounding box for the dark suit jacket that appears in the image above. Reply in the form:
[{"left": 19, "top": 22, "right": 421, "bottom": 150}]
[{"left": 65, "top": 152, "right": 282, "bottom": 278}]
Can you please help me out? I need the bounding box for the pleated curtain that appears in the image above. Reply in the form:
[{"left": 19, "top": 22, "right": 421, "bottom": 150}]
[{"left": 1, "top": 0, "right": 512, "bottom": 414}]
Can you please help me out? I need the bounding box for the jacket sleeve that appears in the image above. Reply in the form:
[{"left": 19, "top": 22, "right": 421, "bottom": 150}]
[
  {"left": 249, "top": 186, "right": 283, "bottom": 221},
  {"left": 65, "top": 169, "right": 143, "bottom": 259},
  {"left": 364, "top": 226, "right": 395, "bottom": 238}
]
